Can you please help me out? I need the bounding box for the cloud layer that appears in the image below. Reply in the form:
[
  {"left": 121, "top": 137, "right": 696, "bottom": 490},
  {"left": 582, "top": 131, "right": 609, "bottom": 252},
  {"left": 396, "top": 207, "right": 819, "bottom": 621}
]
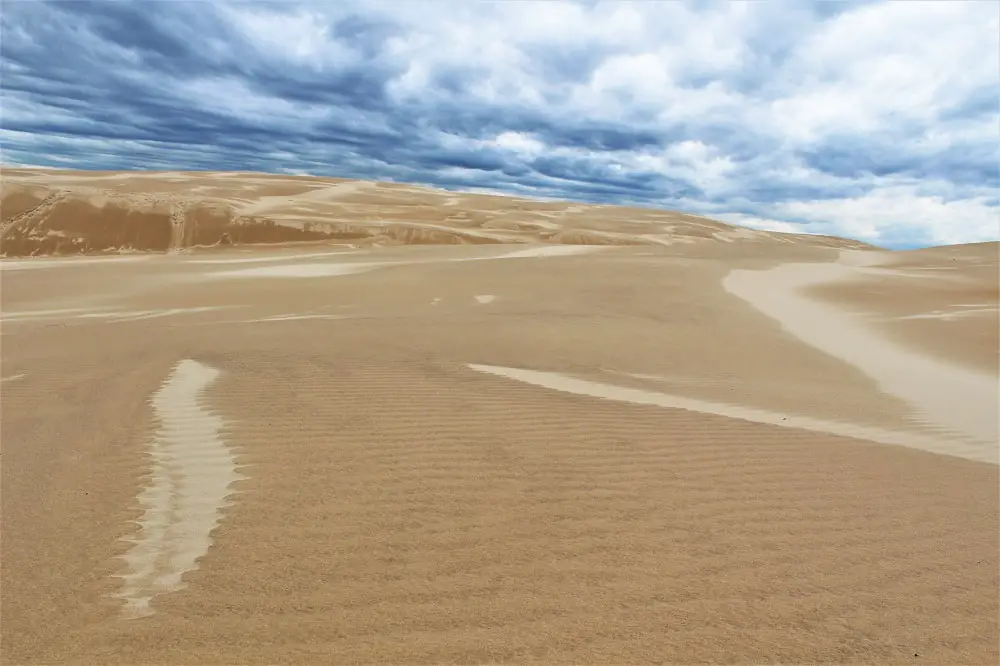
[{"left": 2, "top": 0, "right": 997, "bottom": 248}]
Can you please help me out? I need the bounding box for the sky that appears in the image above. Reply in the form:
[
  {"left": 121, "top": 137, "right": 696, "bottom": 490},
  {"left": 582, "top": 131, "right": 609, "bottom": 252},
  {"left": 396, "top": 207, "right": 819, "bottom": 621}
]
[{"left": 1, "top": 0, "right": 998, "bottom": 249}]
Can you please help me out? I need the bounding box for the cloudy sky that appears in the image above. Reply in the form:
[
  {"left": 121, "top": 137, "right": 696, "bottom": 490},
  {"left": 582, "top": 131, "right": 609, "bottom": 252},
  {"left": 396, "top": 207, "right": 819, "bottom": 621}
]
[{"left": 2, "top": 0, "right": 998, "bottom": 248}]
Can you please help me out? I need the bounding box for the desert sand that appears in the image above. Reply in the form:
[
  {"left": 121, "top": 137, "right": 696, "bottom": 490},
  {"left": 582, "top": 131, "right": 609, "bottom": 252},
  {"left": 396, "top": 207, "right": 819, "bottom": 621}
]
[{"left": 1, "top": 170, "right": 997, "bottom": 664}]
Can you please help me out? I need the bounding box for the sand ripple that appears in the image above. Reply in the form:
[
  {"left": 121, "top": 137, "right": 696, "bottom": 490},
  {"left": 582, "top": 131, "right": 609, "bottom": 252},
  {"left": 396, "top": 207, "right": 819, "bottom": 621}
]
[{"left": 113, "top": 359, "right": 242, "bottom": 619}]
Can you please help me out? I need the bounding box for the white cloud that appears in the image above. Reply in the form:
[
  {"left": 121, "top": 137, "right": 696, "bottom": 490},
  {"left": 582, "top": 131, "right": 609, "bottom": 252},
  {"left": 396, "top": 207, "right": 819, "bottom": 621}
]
[
  {"left": 492, "top": 132, "right": 545, "bottom": 156},
  {"left": 172, "top": 77, "right": 330, "bottom": 125},
  {"left": 624, "top": 141, "right": 736, "bottom": 196},
  {"left": 767, "top": 1, "right": 1000, "bottom": 143},
  {"left": 221, "top": 5, "right": 357, "bottom": 69},
  {"left": 715, "top": 213, "right": 803, "bottom": 235},
  {"left": 776, "top": 189, "right": 1000, "bottom": 246}
]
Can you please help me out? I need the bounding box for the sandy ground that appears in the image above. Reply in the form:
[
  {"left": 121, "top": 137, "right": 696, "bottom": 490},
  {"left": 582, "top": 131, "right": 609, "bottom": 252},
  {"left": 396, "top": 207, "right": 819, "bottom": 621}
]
[
  {"left": 724, "top": 250, "right": 998, "bottom": 461},
  {"left": 1, "top": 182, "right": 998, "bottom": 663}
]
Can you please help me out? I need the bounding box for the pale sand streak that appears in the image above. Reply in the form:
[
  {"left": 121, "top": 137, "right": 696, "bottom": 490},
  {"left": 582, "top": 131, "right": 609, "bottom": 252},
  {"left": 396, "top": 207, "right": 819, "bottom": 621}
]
[
  {"left": 474, "top": 295, "right": 496, "bottom": 304},
  {"left": 210, "top": 262, "right": 379, "bottom": 279},
  {"left": 0, "top": 256, "right": 151, "bottom": 271},
  {"left": 468, "top": 364, "right": 998, "bottom": 464},
  {"left": 723, "top": 255, "right": 999, "bottom": 455},
  {"left": 1, "top": 373, "right": 26, "bottom": 383},
  {"left": 207, "top": 245, "right": 607, "bottom": 279},
  {"left": 895, "top": 307, "right": 997, "bottom": 321},
  {"left": 3, "top": 307, "right": 114, "bottom": 320},
  {"left": 3, "top": 307, "right": 228, "bottom": 324},
  {"left": 98, "top": 307, "right": 227, "bottom": 323},
  {"left": 241, "top": 314, "right": 351, "bottom": 323},
  {"left": 113, "top": 359, "right": 243, "bottom": 619},
  {"left": 183, "top": 250, "right": 357, "bottom": 264}
]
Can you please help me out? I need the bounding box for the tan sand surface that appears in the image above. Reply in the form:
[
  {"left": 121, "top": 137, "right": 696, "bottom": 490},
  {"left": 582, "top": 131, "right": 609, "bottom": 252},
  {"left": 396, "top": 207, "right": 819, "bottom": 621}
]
[
  {"left": 807, "top": 242, "right": 999, "bottom": 373},
  {"left": 1, "top": 171, "right": 998, "bottom": 665},
  {"left": 724, "top": 250, "right": 998, "bottom": 460}
]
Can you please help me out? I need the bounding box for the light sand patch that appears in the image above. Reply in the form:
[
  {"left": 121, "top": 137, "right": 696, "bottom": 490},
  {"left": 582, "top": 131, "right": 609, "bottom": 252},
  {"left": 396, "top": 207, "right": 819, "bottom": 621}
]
[
  {"left": 474, "top": 295, "right": 496, "bottom": 304},
  {"left": 241, "top": 314, "right": 351, "bottom": 323},
  {"left": 58, "top": 307, "right": 230, "bottom": 323},
  {"left": 613, "top": 370, "right": 733, "bottom": 388},
  {"left": 444, "top": 244, "right": 608, "bottom": 264},
  {"left": 183, "top": 251, "right": 357, "bottom": 265},
  {"left": 209, "top": 262, "right": 380, "bottom": 279},
  {"left": 0, "top": 256, "right": 152, "bottom": 271},
  {"left": 485, "top": 245, "right": 608, "bottom": 260},
  {"left": 108, "top": 307, "right": 230, "bottom": 323},
  {"left": 895, "top": 307, "right": 997, "bottom": 321},
  {"left": 469, "top": 364, "right": 997, "bottom": 464},
  {"left": 723, "top": 255, "right": 999, "bottom": 450},
  {"left": 204, "top": 245, "right": 607, "bottom": 280},
  {"left": 113, "top": 359, "right": 243, "bottom": 619},
  {"left": 430, "top": 298, "right": 442, "bottom": 306},
  {"left": 235, "top": 181, "right": 374, "bottom": 217},
  {"left": 4, "top": 307, "right": 228, "bottom": 324},
  {"left": 2, "top": 307, "right": 115, "bottom": 321},
  {"left": 1, "top": 373, "right": 26, "bottom": 383}
]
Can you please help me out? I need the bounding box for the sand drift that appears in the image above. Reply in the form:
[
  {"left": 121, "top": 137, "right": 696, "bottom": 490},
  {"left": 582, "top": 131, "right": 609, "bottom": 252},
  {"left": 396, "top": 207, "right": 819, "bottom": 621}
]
[
  {"left": 113, "top": 359, "right": 243, "bottom": 619},
  {"left": 204, "top": 244, "right": 607, "bottom": 279},
  {"left": 468, "top": 365, "right": 996, "bottom": 464},
  {"left": 723, "top": 254, "right": 999, "bottom": 461}
]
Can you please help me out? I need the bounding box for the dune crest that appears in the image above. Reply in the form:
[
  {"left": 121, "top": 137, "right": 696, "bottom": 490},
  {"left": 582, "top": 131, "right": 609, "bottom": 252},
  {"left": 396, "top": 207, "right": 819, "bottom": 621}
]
[{"left": 1, "top": 168, "right": 873, "bottom": 257}]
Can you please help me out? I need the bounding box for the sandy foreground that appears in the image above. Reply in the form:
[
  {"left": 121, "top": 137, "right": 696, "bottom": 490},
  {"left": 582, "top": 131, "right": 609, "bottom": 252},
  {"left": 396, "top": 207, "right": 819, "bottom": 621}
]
[{"left": 2, "top": 174, "right": 999, "bottom": 665}]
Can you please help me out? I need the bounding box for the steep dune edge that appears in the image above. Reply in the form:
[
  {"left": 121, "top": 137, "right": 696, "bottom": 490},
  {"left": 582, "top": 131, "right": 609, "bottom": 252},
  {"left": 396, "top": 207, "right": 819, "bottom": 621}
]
[{"left": 0, "top": 169, "right": 873, "bottom": 256}]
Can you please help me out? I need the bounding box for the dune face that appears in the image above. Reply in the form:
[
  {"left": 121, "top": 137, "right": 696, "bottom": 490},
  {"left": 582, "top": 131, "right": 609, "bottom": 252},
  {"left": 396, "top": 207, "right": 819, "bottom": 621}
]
[
  {"left": 1, "top": 169, "right": 871, "bottom": 256},
  {"left": 1, "top": 172, "right": 997, "bottom": 665}
]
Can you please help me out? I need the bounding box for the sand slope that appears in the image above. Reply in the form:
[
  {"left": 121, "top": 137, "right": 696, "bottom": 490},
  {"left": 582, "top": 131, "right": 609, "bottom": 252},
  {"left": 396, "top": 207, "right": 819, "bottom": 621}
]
[
  {"left": 724, "top": 250, "right": 998, "bottom": 460},
  {"left": 1, "top": 168, "right": 872, "bottom": 256},
  {"left": 1, "top": 184, "right": 997, "bottom": 664}
]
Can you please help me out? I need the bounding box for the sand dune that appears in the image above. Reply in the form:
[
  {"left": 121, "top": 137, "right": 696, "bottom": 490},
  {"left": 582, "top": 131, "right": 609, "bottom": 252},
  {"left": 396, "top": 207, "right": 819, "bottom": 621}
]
[
  {"left": 1, "top": 173, "right": 997, "bottom": 664},
  {"left": 1, "top": 168, "right": 871, "bottom": 257}
]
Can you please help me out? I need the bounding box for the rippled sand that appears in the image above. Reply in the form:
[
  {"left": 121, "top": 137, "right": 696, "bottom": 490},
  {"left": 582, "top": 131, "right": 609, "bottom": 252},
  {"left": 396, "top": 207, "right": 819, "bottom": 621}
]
[{"left": 1, "top": 227, "right": 996, "bottom": 664}]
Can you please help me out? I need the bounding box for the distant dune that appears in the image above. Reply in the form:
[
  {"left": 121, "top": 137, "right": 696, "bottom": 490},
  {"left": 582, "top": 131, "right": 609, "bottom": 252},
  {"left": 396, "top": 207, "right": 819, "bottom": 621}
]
[{"left": 1, "top": 168, "right": 873, "bottom": 256}]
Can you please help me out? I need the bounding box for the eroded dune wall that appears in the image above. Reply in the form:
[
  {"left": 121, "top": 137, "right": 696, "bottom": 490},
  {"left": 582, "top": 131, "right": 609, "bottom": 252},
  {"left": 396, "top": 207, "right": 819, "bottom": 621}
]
[{"left": 1, "top": 169, "right": 873, "bottom": 256}]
